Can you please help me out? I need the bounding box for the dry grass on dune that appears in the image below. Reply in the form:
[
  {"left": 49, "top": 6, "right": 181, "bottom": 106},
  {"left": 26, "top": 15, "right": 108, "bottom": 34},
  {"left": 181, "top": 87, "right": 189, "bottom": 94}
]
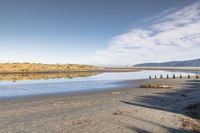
[{"left": 0, "top": 63, "right": 103, "bottom": 73}]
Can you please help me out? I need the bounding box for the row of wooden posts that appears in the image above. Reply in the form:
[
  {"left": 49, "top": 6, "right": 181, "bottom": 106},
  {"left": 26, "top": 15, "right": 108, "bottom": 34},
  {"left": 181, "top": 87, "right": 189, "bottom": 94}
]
[{"left": 149, "top": 73, "right": 199, "bottom": 79}]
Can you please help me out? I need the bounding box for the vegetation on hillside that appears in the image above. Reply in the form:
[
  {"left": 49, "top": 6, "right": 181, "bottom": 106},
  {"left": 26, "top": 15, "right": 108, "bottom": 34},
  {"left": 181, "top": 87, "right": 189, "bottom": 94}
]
[{"left": 0, "top": 63, "right": 103, "bottom": 73}]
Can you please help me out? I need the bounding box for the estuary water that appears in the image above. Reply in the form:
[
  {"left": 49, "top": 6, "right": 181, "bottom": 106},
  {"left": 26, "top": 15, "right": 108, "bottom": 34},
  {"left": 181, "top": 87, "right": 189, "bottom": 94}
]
[{"left": 0, "top": 70, "right": 195, "bottom": 98}]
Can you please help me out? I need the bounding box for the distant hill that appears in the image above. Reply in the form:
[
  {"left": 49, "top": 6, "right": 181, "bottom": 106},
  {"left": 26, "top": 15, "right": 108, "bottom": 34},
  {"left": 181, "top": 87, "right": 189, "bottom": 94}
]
[{"left": 134, "top": 59, "right": 200, "bottom": 67}]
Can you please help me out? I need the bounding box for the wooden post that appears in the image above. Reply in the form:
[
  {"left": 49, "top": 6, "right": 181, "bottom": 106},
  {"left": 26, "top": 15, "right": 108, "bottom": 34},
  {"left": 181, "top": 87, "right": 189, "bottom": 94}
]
[
  {"left": 149, "top": 75, "right": 151, "bottom": 79},
  {"left": 155, "top": 75, "right": 157, "bottom": 79},
  {"left": 180, "top": 74, "right": 182, "bottom": 79},
  {"left": 173, "top": 74, "right": 175, "bottom": 79},
  {"left": 196, "top": 73, "right": 199, "bottom": 79},
  {"left": 167, "top": 74, "right": 169, "bottom": 79},
  {"left": 160, "top": 74, "right": 163, "bottom": 79},
  {"left": 188, "top": 74, "right": 190, "bottom": 79}
]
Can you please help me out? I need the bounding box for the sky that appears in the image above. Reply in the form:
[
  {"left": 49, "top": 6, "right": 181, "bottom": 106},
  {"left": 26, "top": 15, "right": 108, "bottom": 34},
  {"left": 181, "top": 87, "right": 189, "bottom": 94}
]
[{"left": 0, "top": 0, "right": 200, "bottom": 66}]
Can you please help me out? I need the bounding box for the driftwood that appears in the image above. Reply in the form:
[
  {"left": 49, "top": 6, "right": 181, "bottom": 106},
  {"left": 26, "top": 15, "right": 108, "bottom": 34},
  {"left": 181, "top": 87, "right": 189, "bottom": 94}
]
[{"left": 140, "top": 84, "right": 172, "bottom": 89}]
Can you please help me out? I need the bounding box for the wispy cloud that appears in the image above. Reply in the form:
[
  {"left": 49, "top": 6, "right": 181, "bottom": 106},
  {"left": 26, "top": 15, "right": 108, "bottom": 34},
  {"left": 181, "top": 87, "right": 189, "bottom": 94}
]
[{"left": 87, "top": 1, "right": 200, "bottom": 66}]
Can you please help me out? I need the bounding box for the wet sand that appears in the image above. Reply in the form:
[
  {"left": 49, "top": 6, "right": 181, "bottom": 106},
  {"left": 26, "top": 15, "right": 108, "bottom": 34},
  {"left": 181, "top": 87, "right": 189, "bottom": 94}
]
[{"left": 0, "top": 78, "right": 200, "bottom": 133}]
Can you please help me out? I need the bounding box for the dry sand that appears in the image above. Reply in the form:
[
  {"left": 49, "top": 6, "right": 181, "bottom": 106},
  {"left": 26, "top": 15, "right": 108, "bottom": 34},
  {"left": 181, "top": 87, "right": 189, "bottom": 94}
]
[{"left": 0, "top": 79, "right": 200, "bottom": 133}]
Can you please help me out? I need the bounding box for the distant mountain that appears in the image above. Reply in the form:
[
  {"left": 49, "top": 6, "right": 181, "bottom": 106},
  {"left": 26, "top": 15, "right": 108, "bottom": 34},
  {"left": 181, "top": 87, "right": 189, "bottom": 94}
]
[{"left": 134, "top": 59, "right": 200, "bottom": 67}]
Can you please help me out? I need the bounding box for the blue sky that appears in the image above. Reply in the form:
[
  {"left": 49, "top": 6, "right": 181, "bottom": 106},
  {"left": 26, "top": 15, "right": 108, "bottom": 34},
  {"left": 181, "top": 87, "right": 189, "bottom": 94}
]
[{"left": 0, "top": 0, "right": 199, "bottom": 66}]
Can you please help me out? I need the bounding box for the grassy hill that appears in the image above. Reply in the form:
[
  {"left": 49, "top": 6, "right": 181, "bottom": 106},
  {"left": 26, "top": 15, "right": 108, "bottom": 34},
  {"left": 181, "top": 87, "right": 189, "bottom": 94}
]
[{"left": 0, "top": 63, "right": 103, "bottom": 73}]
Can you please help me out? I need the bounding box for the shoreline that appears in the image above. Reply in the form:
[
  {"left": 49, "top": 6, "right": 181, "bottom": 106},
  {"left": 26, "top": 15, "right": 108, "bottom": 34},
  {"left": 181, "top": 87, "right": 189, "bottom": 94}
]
[
  {"left": 0, "top": 79, "right": 146, "bottom": 101},
  {"left": 105, "top": 67, "right": 200, "bottom": 72},
  {"left": 1, "top": 78, "right": 200, "bottom": 132},
  {"left": 0, "top": 66, "right": 199, "bottom": 74},
  {"left": 0, "top": 76, "right": 199, "bottom": 101},
  {"left": 0, "top": 70, "right": 106, "bottom": 74}
]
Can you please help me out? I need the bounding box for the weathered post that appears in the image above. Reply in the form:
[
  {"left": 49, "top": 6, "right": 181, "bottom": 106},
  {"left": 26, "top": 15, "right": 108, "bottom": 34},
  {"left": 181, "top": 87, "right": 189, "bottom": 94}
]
[
  {"left": 173, "top": 74, "right": 175, "bottom": 79},
  {"left": 188, "top": 74, "right": 190, "bottom": 79},
  {"left": 167, "top": 74, "right": 169, "bottom": 79},
  {"left": 149, "top": 75, "right": 151, "bottom": 79},
  {"left": 180, "top": 74, "right": 182, "bottom": 79},
  {"left": 160, "top": 74, "right": 163, "bottom": 79},
  {"left": 155, "top": 75, "right": 157, "bottom": 79},
  {"left": 196, "top": 73, "right": 199, "bottom": 79}
]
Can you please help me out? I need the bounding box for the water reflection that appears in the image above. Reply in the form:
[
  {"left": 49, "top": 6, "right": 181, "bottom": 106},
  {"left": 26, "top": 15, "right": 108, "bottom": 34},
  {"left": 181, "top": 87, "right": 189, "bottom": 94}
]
[
  {"left": 0, "top": 70, "right": 196, "bottom": 98},
  {"left": 0, "top": 72, "right": 101, "bottom": 82}
]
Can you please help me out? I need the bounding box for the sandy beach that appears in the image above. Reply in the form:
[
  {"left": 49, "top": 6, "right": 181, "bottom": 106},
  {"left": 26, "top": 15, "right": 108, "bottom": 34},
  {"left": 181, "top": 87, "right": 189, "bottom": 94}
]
[
  {"left": 0, "top": 78, "right": 200, "bottom": 133},
  {"left": 1, "top": 0, "right": 200, "bottom": 132}
]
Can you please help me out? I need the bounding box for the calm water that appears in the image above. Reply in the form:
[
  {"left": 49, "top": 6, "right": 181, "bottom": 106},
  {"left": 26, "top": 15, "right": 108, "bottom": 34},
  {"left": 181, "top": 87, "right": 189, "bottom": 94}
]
[{"left": 0, "top": 70, "right": 195, "bottom": 98}]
